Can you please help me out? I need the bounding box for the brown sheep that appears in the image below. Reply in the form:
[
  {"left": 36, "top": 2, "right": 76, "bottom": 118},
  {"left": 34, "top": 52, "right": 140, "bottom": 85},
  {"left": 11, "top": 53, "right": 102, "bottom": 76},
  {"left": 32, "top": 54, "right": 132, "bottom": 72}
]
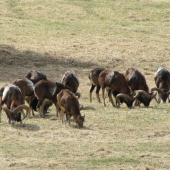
[
  {"left": 151, "top": 67, "right": 170, "bottom": 103},
  {"left": 57, "top": 89, "right": 85, "bottom": 128},
  {"left": 61, "top": 71, "right": 80, "bottom": 98},
  {"left": 124, "top": 68, "right": 157, "bottom": 106},
  {"left": 0, "top": 84, "right": 30, "bottom": 124}
]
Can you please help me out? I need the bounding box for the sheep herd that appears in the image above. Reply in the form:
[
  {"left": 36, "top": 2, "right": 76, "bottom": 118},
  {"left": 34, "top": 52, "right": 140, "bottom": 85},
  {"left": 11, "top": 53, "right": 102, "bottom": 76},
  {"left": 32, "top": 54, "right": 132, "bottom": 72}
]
[{"left": 0, "top": 67, "right": 170, "bottom": 128}]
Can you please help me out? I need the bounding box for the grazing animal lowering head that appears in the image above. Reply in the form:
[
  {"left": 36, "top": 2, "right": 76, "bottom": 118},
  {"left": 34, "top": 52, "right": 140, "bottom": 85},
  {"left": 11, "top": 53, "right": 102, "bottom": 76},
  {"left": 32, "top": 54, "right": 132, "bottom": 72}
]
[
  {"left": 57, "top": 89, "right": 85, "bottom": 128},
  {"left": 3, "top": 105, "right": 29, "bottom": 124},
  {"left": 76, "top": 115, "right": 85, "bottom": 128},
  {"left": 151, "top": 67, "right": 170, "bottom": 103},
  {"left": 116, "top": 90, "right": 157, "bottom": 108},
  {"left": 0, "top": 84, "right": 29, "bottom": 124}
]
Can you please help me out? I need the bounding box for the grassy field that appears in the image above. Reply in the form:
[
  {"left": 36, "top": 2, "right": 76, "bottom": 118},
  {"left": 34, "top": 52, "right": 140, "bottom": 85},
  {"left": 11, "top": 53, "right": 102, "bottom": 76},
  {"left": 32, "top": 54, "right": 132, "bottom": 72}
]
[{"left": 0, "top": 0, "right": 170, "bottom": 169}]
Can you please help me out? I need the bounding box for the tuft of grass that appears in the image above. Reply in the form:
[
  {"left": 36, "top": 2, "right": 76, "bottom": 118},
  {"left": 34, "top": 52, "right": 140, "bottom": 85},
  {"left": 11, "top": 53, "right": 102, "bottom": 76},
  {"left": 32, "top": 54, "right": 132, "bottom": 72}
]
[{"left": 87, "top": 157, "right": 140, "bottom": 165}]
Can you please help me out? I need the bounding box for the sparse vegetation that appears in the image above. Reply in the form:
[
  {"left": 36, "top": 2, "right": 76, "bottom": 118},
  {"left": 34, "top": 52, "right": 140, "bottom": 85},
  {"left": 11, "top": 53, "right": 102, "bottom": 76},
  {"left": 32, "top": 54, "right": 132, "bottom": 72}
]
[{"left": 0, "top": 0, "right": 170, "bottom": 169}]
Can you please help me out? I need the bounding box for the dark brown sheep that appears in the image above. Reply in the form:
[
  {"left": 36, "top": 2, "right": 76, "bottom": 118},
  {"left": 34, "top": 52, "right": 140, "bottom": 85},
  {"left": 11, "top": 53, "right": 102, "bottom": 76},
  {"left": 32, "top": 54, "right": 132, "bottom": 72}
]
[{"left": 57, "top": 89, "right": 85, "bottom": 128}]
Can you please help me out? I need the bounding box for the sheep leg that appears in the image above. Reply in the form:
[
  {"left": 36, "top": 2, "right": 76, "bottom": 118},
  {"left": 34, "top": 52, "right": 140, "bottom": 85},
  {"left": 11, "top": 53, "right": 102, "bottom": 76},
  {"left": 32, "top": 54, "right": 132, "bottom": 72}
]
[
  {"left": 37, "top": 108, "right": 42, "bottom": 118},
  {"left": 116, "top": 98, "right": 120, "bottom": 108},
  {"left": 96, "top": 86, "right": 101, "bottom": 103},
  {"left": 31, "top": 109, "right": 35, "bottom": 116},
  {"left": 108, "top": 90, "right": 115, "bottom": 107},
  {"left": 60, "top": 106, "right": 65, "bottom": 123},
  {"left": 67, "top": 114, "right": 71, "bottom": 126},
  {"left": 102, "top": 87, "right": 106, "bottom": 107},
  {"left": 157, "top": 94, "right": 161, "bottom": 103},
  {"left": 90, "top": 84, "right": 95, "bottom": 102},
  {"left": 29, "top": 99, "right": 35, "bottom": 116},
  {"left": 40, "top": 104, "right": 45, "bottom": 118},
  {"left": 61, "top": 110, "right": 65, "bottom": 123},
  {"left": 0, "top": 107, "right": 1, "bottom": 123},
  {"left": 56, "top": 103, "right": 60, "bottom": 117},
  {"left": 37, "top": 98, "right": 45, "bottom": 118},
  {"left": 168, "top": 95, "right": 170, "bottom": 103}
]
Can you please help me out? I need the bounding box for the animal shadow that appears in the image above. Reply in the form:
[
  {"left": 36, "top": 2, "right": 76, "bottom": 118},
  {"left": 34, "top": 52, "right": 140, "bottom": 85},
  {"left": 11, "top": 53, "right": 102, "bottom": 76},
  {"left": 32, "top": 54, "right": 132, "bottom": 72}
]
[
  {"left": 12, "top": 123, "right": 40, "bottom": 131},
  {"left": 83, "top": 106, "right": 96, "bottom": 111}
]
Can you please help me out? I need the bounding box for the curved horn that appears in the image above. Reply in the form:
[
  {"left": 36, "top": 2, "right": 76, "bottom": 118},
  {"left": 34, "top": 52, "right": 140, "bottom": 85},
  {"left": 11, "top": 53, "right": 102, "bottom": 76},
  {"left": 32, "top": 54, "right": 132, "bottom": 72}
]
[
  {"left": 2, "top": 107, "right": 11, "bottom": 115},
  {"left": 166, "top": 90, "right": 170, "bottom": 95},
  {"left": 150, "top": 91, "right": 157, "bottom": 99},
  {"left": 79, "top": 103, "right": 83, "bottom": 111},
  {"left": 151, "top": 87, "right": 165, "bottom": 95},
  {"left": 74, "top": 92, "right": 81, "bottom": 99},
  {"left": 133, "top": 90, "right": 151, "bottom": 100},
  {"left": 12, "top": 104, "right": 30, "bottom": 121},
  {"left": 116, "top": 93, "right": 133, "bottom": 107}
]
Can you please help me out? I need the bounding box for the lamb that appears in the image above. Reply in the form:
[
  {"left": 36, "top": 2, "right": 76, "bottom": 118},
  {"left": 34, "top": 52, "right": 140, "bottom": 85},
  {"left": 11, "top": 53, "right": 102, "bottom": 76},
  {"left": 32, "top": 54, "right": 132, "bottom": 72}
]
[
  {"left": 0, "top": 84, "right": 30, "bottom": 124},
  {"left": 57, "top": 89, "right": 85, "bottom": 128}
]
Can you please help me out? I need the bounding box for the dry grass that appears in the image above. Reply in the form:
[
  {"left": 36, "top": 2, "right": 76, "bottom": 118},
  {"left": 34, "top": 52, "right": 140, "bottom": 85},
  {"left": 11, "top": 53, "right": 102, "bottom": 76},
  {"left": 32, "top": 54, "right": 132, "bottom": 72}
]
[{"left": 0, "top": 0, "right": 170, "bottom": 169}]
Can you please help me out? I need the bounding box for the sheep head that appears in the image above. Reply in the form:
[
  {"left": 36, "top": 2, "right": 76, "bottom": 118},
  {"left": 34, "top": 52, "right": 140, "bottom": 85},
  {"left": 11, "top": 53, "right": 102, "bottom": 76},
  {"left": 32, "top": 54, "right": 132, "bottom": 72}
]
[
  {"left": 3, "top": 104, "right": 30, "bottom": 124},
  {"left": 151, "top": 87, "right": 170, "bottom": 103}
]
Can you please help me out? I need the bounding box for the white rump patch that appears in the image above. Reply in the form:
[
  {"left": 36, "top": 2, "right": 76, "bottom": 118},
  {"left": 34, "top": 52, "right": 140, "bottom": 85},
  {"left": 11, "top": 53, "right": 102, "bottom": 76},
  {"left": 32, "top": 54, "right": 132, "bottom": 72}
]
[
  {"left": 154, "top": 67, "right": 170, "bottom": 78},
  {"left": 33, "top": 86, "right": 38, "bottom": 98},
  {"left": 89, "top": 72, "right": 96, "bottom": 85},
  {"left": 50, "top": 86, "right": 57, "bottom": 96},
  {"left": 11, "top": 85, "right": 22, "bottom": 94},
  {"left": 61, "top": 71, "right": 80, "bottom": 84},
  {"left": 2, "top": 85, "right": 10, "bottom": 101},
  {"left": 107, "top": 71, "right": 115, "bottom": 83},
  {"left": 128, "top": 70, "right": 136, "bottom": 81},
  {"left": 2, "top": 85, "right": 21, "bottom": 101},
  {"left": 25, "top": 78, "right": 34, "bottom": 91}
]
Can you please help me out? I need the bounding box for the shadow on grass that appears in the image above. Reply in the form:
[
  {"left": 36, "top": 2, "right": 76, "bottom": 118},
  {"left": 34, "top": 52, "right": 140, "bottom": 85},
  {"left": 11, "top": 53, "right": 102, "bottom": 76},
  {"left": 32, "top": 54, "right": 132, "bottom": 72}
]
[
  {"left": 12, "top": 123, "right": 40, "bottom": 131},
  {"left": 0, "top": 44, "right": 98, "bottom": 80},
  {"left": 70, "top": 124, "right": 92, "bottom": 130},
  {"left": 83, "top": 106, "right": 96, "bottom": 111}
]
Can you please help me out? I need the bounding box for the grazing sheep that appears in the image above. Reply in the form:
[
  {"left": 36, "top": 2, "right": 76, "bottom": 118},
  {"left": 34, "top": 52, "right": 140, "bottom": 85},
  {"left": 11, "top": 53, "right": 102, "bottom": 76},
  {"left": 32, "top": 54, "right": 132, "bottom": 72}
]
[
  {"left": 0, "top": 84, "right": 30, "bottom": 124},
  {"left": 98, "top": 69, "right": 156, "bottom": 108},
  {"left": 57, "top": 89, "right": 85, "bottom": 128},
  {"left": 124, "top": 68, "right": 157, "bottom": 106},
  {"left": 151, "top": 67, "right": 170, "bottom": 103},
  {"left": 34, "top": 80, "right": 66, "bottom": 118}
]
